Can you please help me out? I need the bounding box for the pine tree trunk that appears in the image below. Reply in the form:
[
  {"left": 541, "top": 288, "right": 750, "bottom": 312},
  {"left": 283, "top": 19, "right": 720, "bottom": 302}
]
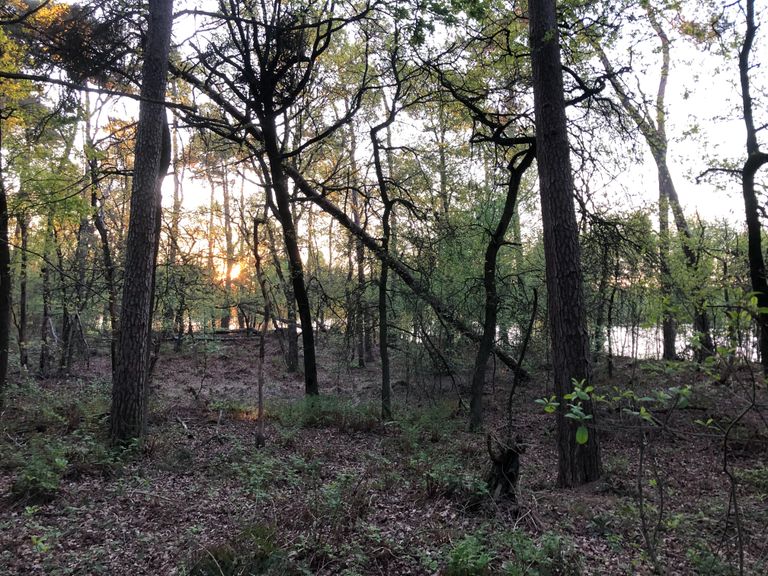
[
  {"left": 110, "top": 0, "right": 174, "bottom": 443},
  {"left": 529, "top": 0, "right": 601, "bottom": 487}
]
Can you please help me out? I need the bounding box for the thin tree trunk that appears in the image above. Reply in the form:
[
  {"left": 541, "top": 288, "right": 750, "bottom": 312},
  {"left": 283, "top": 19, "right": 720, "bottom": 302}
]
[
  {"left": 39, "top": 214, "right": 53, "bottom": 376},
  {"left": 0, "top": 119, "right": 10, "bottom": 409},
  {"left": 469, "top": 148, "right": 535, "bottom": 431},
  {"left": 371, "top": 104, "right": 399, "bottom": 421},
  {"left": 53, "top": 229, "right": 71, "bottom": 373},
  {"left": 261, "top": 112, "right": 318, "bottom": 396},
  {"left": 222, "top": 161, "right": 234, "bottom": 329},
  {"left": 17, "top": 215, "right": 28, "bottom": 370},
  {"left": 349, "top": 125, "right": 367, "bottom": 367}
]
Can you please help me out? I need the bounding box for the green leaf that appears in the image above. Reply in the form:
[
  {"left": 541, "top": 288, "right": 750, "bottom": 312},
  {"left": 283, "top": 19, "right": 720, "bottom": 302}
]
[{"left": 576, "top": 425, "right": 589, "bottom": 445}]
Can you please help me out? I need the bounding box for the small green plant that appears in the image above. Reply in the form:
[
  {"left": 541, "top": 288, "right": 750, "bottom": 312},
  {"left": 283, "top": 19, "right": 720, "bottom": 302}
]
[
  {"left": 735, "top": 465, "right": 768, "bottom": 492},
  {"left": 271, "top": 396, "right": 379, "bottom": 433},
  {"left": 11, "top": 438, "right": 68, "bottom": 502},
  {"left": 686, "top": 545, "right": 737, "bottom": 576},
  {"left": 314, "top": 473, "right": 370, "bottom": 529},
  {"left": 236, "top": 451, "right": 298, "bottom": 501},
  {"left": 500, "top": 531, "right": 582, "bottom": 576},
  {"left": 535, "top": 379, "right": 597, "bottom": 445},
  {"left": 445, "top": 535, "right": 493, "bottom": 576},
  {"left": 410, "top": 451, "right": 488, "bottom": 507}
]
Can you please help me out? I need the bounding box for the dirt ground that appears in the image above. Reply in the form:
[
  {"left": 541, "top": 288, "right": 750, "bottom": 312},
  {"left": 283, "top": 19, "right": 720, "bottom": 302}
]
[{"left": 1, "top": 332, "right": 767, "bottom": 575}]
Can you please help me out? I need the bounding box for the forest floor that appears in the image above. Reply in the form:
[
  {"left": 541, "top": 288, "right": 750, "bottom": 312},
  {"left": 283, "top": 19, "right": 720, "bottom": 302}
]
[{"left": 0, "top": 332, "right": 767, "bottom": 575}]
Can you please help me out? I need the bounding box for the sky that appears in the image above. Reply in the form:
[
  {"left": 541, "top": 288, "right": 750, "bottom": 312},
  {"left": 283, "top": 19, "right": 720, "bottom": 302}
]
[{"left": 64, "top": 0, "right": 767, "bottom": 230}]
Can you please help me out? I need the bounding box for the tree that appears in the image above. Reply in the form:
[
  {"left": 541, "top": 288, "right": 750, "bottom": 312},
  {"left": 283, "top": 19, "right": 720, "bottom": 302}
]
[
  {"left": 737, "top": 0, "right": 768, "bottom": 372},
  {"left": 529, "top": 0, "right": 601, "bottom": 487},
  {"left": 109, "top": 0, "right": 173, "bottom": 442},
  {"left": 593, "top": 2, "right": 714, "bottom": 361}
]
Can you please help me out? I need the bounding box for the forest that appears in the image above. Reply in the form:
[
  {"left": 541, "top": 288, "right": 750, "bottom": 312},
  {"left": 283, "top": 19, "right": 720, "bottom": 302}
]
[{"left": 0, "top": 0, "right": 766, "bottom": 574}]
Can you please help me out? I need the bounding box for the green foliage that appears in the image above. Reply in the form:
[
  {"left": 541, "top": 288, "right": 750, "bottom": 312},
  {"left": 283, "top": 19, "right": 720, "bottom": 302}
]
[
  {"left": 235, "top": 451, "right": 300, "bottom": 501},
  {"left": 11, "top": 437, "right": 68, "bottom": 502},
  {"left": 393, "top": 401, "right": 462, "bottom": 453},
  {"left": 686, "top": 546, "right": 737, "bottom": 576},
  {"left": 500, "top": 532, "right": 582, "bottom": 576},
  {"left": 313, "top": 473, "right": 371, "bottom": 530},
  {"left": 410, "top": 451, "right": 488, "bottom": 507},
  {"left": 536, "top": 379, "right": 596, "bottom": 445},
  {"left": 445, "top": 535, "right": 493, "bottom": 576},
  {"left": 271, "top": 396, "right": 379, "bottom": 433},
  {"left": 735, "top": 465, "right": 768, "bottom": 492},
  {"left": 4, "top": 379, "right": 127, "bottom": 501}
]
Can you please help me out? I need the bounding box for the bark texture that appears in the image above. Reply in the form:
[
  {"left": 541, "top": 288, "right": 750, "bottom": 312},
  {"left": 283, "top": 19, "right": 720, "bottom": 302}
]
[
  {"left": 529, "top": 0, "right": 601, "bottom": 486},
  {"left": 110, "top": 0, "right": 174, "bottom": 442}
]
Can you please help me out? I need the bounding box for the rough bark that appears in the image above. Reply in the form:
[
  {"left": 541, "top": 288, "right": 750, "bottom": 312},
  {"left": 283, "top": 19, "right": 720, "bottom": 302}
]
[
  {"left": 110, "top": 0, "right": 174, "bottom": 443},
  {"left": 530, "top": 0, "right": 601, "bottom": 487}
]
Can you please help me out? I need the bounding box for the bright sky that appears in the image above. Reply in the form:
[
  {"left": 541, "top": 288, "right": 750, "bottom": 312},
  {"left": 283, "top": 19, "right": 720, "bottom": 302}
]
[{"left": 63, "top": 1, "right": 766, "bottom": 231}]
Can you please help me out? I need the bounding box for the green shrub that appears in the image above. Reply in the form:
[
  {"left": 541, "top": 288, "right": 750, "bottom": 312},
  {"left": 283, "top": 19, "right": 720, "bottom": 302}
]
[
  {"left": 11, "top": 438, "right": 68, "bottom": 502},
  {"left": 501, "top": 531, "right": 582, "bottom": 576},
  {"left": 410, "top": 452, "right": 488, "bottom": 508},
  {"left": 446, "top": 535, "right": 493, "bottom": 576},
  {"left": 271, "top": 396, "right": 379, "bottom": 433},
  {"left": 236, "top": 451, "right": 298, "bottom": 500},
  {"left": 686, "top": 546, "right": 737, "bottom": 576},
  {"left": 313, "top": 473, "right": 371, "bottom": 529}
]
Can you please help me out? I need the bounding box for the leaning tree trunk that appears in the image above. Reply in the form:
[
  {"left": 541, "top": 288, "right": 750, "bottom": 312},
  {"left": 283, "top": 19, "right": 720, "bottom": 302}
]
[
  {"left": 261, "top": 113, "right": 318, "bottom": 396},
  {"left": 530, "top": 0, "right": 601, "bottom": 487},
  {"left": 110, "top": 0, "right": 174, "bottom": 443},
  {"left": 469, "top": 148, "right": 535, "bottom": 431}
]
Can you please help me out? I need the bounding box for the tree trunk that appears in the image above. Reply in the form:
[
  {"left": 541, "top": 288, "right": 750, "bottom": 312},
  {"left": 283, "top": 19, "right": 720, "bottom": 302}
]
[
  {"left": 16, "top": 215, "right": 28, "bottom": 370},
  {"left": 738, "top": 0, "right": 768, "bottom": 373},
  {"left": 53, "top": 229, "right": 71, "bottom": 373},
  {"left": 221, "top": 161, "right": 234, "bottom": 329},
  {"left": 261, "top": 113, "right": 318, "bottom": 396},
  {"left": 372, "top": 109, "right": 398, "bottom": 421},
  {"left": 529, "top": 0, "right": 601, "bottom": 487},
  {"left": 469, "top": 149, "right": 535, "bottom": 431},
  {"left": 0, "top": 120, "right": 11, "bottom": 410},
  {"left": 349, "top": 125, "right": 367, "bottom": 367},
  {"left": 285, "top": 164, "right": 526, "bottom": 376},
  {"left": 110, "top": 0, "right": 174, "bottom": 443}
]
